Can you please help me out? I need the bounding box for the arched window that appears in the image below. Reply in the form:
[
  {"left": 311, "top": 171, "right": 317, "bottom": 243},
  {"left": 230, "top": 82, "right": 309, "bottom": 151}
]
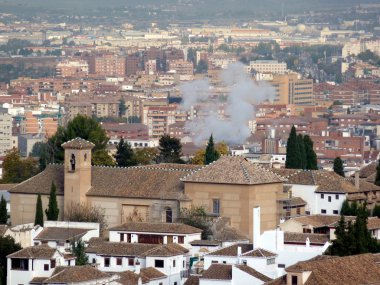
[
  {"left": 70, "top": 154, "right": 76, "bottom": 171},
  {"left": 165, "top": 208, "right": 173, "bottom": 223},
  {"left": 84, "top": 153, "right": 87, "bottom": 162}
]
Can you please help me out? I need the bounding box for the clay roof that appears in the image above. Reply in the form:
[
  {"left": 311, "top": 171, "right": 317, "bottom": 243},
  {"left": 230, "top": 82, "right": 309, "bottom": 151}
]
[
  {"left": 235, "top": 264, "right": 272, "bottom": 282},
  {"left": 285, "top": 253, "right": 380, "bottom": 285},
  {"left": 9, "top": 164, "right": 196, "bottom": 201},
  {"left": 207, "top": 243, "right": 253, "bottom": 256},
  {"left": 61, "top": 137, "right": 95, "bottom": 150},
  {"left": 201, "top": 264, "right": 232, "bottom": 280},
  {"left": 86, "top": 241, "right": 188, "bottom": 257},
  {"left": 117, "top": 267, "right": 166, "bottom": 284},
  {"left": 109, "top": 222, "right": 202, "bottom": 234},
  {"left": 284, "top": 232, "right": 329, "bottom": 245},
  {"left": 282, "top": 197, "right": 307, "bottom": 207},
  {"left": 358, "top": 162, "right": 377, "bottom": 178},
  {"left": 189, "top": 240, "right": 220, "bottom": 246},
  {"left": 241, "top": 248, "right": 277, "bottom": 258},
  {"left": 288, "top": 215, "right": 354, "bottom": 228},
  {"left": 184, "top": 276, "right": 200, "bottom": 285},
  {"left": 7, "top": 245, "right": 57, "bottom": 259},
  {"left": 43, "top": 265, "right": 110, "bottom": 283},
  {"left": 344, "top": 177, "right": 380, "bottom": 192},
  {"left": 182, "top": 156, "right": 284, "bottom": 185},
  {"left": 273, "top": 169, "right": 361, "bottom": 194},
  {"left": 34, "top": 227, "right": 89, "bottom": 242}
]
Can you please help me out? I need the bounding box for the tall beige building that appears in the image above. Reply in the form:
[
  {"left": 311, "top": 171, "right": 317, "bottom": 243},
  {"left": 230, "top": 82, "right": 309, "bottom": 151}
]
[
  {"left": 0, "top": 110, "right": 13, "bottom": 156},
  {"left": 270, "top": 73, "right": 314, "bottom": 105}
]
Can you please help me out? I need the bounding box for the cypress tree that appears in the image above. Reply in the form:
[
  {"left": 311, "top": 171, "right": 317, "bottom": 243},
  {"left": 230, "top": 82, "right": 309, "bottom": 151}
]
[
  {"left": 375, "top": 160, "right": 380, "bottom": 186},
  {"left": 333, "top": 157, "right": 345, "bottom": 177},
  {"left": 72, "top": 239, "right": 88, "bottom": 265},
  {"left": 285, "top": 126, "right": 300, "bottom": 169},
  {"left": 0, "top": 195, "right": 7, "bottom": 224},
  {"left": 114, "top": 138, "right": 137, "bottom": 167},
  {"left": 304, "top": 135, "right": 318, "bottom": 170},
  {"left": 297, "top": 134, "right": 306, "bottom": 169},
  {"left": 373, "top": 204, "right": 380, "bottom": 218},
  {"left": 341, "top": 200, "right": 351, "bottom": 216},
  {"left": 45, "top": 182, "right": 59, "bottom": 221},
  {"left": 205, "top": 135, "right": 220, "bottom": 165},
  {"left": 35, "top": 194, "right": 44, "bottom": 227}
]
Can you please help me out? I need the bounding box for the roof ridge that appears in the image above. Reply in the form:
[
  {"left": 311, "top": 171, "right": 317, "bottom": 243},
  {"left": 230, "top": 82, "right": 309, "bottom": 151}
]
[{"left": 239, "top": 161, "right": 252, "bottom": 184}]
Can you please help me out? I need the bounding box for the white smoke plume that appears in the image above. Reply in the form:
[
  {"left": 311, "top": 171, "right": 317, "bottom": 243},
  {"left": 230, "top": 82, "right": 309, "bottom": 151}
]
[{"left": 180, "top": 62, "right": 275, "bottom": 145}]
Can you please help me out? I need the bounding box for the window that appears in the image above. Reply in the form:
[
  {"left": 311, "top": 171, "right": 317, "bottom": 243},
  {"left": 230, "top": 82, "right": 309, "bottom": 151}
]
[
  {"left": 117, "top": 258, "right": 122, "bottom": 266},
  {"left": 155, "top": 259, "right": 164, "bottom": 268},
  {"left": 104, "top": 257, "right": 110, "bottom": 267},
  {"left": 211, "top": 260, "right": 218, "bottom": 264},
  {"left": 321, "top": 194, "right": 324, "bottom": 199},
  {"left": 213, "top": 199, "right": 220, "bottom": 215},
  {"left": 321, "top": 209, "right": 326, "bottom": 214},
  {"left": 333, "top": 210, "right": 339, "bottom": 215},
  {"left": 173, "top": 260, "right": 176, "bottom": 267},
  {"left": 328, "top": 196, "right": 331, "bottom": 202},
  {"left": 296, "top": 208, "right": 301, "bottom": 215},
  {"left": 92, "top": 258, "right": 96, "bottom": 264},
  {"left": 336, "top": 194, "right": 339, "bottom": 200},
  {"left": 120, "top": 233, "right": 124, "bottom": 242},
  {"left": 44, "top": 264, "right": 49, "bottom": 271},
  {"left": 267, "top": 258, "right": 275, "bottom": 265},
  {"left": 11, "top": 259, "right": 29, "bottom": 271},
  {"left": 183, "top": 260, "right": 185, "bottom": 268},
  {"left": 178, "top": 236, "right": 184, "bottom": 244},
  {"left": 278, "top": 264, "right": 286, "bottom": 268},
  {"left": 128, "top": 258, "right": 134, "bottom": 266},
  {"left": 174, "top": 283, "right": 177, "bottom": 285},
  {"left": 50, "top": 260, "right": 56, "bottom": 269},
  {"left": 222, "top": 261, "right": 226, "bottom": 264},
  {"left": 166, "top": 208, "right": 173, "bottom": 223},
  {"left": 292, "top": 275, "right": 298, "bottom": 285},
  {"left": 242, "top": 260, "right": 247, "bottom": 265}
]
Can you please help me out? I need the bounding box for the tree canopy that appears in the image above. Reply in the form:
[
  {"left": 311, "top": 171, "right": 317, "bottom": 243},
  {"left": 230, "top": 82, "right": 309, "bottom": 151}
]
[
  {"left": 333, "top": 157, "right": 345, "bottom": 177},
  {"left": 35, "top": 194, "right": 44, "bottom": 227},
  {"left": 157, "top": 135, "right": 184, "bottom": 163},
  {"left": 114, "top": 138, "right": 137, "bottom": 167},
  {"left": 1, "top": 149, "right": 39, "bottom": 183},
  {"left": 0, "top": 195, "right": 7, "bottom": 224},
  {"left": 0, "top": 236, "right": 22, "bottom": 285},
  {"left": 45, "top": 182, "right": 59, "bottom": 221},
  {"left": 205, "top": 135, "right": 220, "bottom": 165},
  {"left": 71, "top": 239, "right": 88, "bottom": 265},
  {"left": 191, "top": 141, "right": 228, "bottom": 165},
  {"left": 375, "top": 160, "right": 380, "bottom": 187},
  {"left": 179, "top": 206, "right": 212, "bottom": 240}
]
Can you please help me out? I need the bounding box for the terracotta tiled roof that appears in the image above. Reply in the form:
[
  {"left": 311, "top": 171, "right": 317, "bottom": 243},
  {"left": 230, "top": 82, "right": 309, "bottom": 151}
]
[
  {"left": 264, "top": 275, "right": 286, "bottom": 285},
  {"left": 117, "top": 267, "right": 166, "bottom": 285},
  {"left": 288, "top": 215, "right": 355, "bottom": 228},
  {"left": 358, "top": 162, "right": 377, "bottom": 178},
  {"left": 109, "top": 222, "right": 202, "bottom": 234},
  {"left": 207, "top": 243, "right": 253, "bottom": 256},
  {"left": 201, "top": 264, "right": 232, "bottom": 280},
  {"left": 182, "top": 156, "right": 284, "bottom": 185},
  {"left": 281, "top": 197, "right": 307, "bottom": 207},
  {"left": 184, "top": 276, "right": 200, "bottom": 285},
  {"left": 7, "top": 245, "right": 57, "bottom": 259},
  {"left": 284, "top": 232, "right": 329, "bottom": 245},
  {"left": 43, "top": 265, "right": 110, "bottom": 283},
  {"left": 34, "top": 227, "right": 89, "bottom": 242},
  {"left": 189, "top": 240, "right": 220, "bottom": 246},
  {"left": 241, "top": 248, "right": 277, "bottom": 258},
  {"left": 86, "top": 240, "right": 187, "bottom": 257},
  {"left": 344, "top": 177, "right": 380, "bottom": 192},
  {"left": 61, "top": 137, "right": 95, "bottom": 149},
  {"left": 285, "top": 253, "right": 380, "bottom": 285},
  {"left": 235, "top": 264, "right": 272, "bottom": 282},
  {"left": 366, "top": 217, "right": 380, "bottom": 230}
]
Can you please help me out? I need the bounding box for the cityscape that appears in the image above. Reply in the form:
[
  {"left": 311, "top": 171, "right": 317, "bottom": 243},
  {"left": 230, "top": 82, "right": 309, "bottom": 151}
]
[{"left": 0, "top": 0, "right": 380, "bottom": 284}]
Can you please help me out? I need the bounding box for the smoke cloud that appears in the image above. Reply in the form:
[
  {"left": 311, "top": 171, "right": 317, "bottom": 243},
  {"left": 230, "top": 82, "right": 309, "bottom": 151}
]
[{"left": 180, "top": 62, "right": 275, "bottom": 145}]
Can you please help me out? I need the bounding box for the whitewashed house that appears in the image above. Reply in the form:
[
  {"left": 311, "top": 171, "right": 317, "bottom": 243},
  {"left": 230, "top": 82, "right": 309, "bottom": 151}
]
[
  {"left": 108, "top": 222, "right": 202, "bottom": 249},
  {"left": 6, "top": 245, "right": 73, "bottom": 285}
]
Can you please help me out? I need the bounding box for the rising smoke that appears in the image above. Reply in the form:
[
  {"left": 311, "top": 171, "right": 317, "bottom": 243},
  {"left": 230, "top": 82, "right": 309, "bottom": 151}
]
[{"left": 180, "top": 62, "right": 275, "bottom": 145}]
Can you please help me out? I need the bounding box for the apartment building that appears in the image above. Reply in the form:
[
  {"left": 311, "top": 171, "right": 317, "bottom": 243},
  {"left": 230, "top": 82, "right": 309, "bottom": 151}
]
[
  {"left": 248, "top": 60, "right": 287, "bottom": 74},
  {"left": 167, "top": 60, "right": 194, "bottom": 75},
  {"left": 270, "top": 74, "right": 314, "bottom": 105},
  {"left": 56, "top": 59, "right": 89, "bottom": 78},
  {"left": 0, "top": 110, "right": 13, "bottom": 156},
  {"left": 87, "top": 54, "right": 126, "bottom": 77},
  {"left": 143, "top": 105, "right": 188, "bottom": 138}
]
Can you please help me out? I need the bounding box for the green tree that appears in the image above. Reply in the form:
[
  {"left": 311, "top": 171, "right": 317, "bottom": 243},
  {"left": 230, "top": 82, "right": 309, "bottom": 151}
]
[
  {"left": 158, "top": 135, "right": 184, "bottom": 163},
  {"left": 341, "top": 200, "right": 352, "bottom": 216},
  {"left": 118, "top": 98, "right": 127, "bottom": 118},
  {"left": 0, "top": 235, "right": 22, "bottom": 284},
  {"left": 333, "top": 157, "right": 345, "bottom": 177},
  {"left": 297, "top": 134, "right": 306, "bottom": 169},
  {"left": 303, "top": 135, "right": 318, "bottom": 170},
  {"left": 375, "top": 160, "right": 380, "bottom": 186},
  {"left": 134, "top": 147, "right": 158, "bottom": 165},
  {"left": 205, "top": 135, "right": 220, "bottom": 165},
  {"left": 2, "top": 149, "right": 39, "bottom": 183},
  {"left": 71, "top": 239, "right": 88, "bottom": 265},
  {"left": 92, "top": 149, "right": 115, "bottom": 166},
  {"left": 114, "top": 138, "right": 137, "bottom": 167},
  {"left": 196, "top": 59, "right": 208, "bottom": 74},
  {"left": 45, "top": 182, "right": 59, "bottom": 221},
  {"left": 285, "top": 126, "right": 300, "bottom": 169},
  {"left": 45, "top": 115, "right": 111, "bottom": 165},
  {"left": 179, "top": 206, "right": 212, "bottom": 240},
  {"left": 373, "top": 204, "right": 380, "bottom": 218},
  {"left": 35, "top": 194, "right": 44, "bottom": 227},
  {"left": 0, "top": 195, "right": 7, "bottom": 224}
]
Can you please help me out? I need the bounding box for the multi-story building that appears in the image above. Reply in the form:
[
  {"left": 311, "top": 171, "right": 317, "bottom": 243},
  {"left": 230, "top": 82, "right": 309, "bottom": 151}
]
[
  {"left": 167, "top": 60, "right": 194, "bottom": 76},
  {"left": 56, "top": 60, "right": 89, "bottom": 78},
  {"left": 87, "top": 54, "right": 126, "bottom": 77},
  {"left": 248, "top": 60, "right": 287, "bottom": 74},
  {"left": 125, "top": 55, "right": 141, "bottom": 76},
  {"left": 145, "top": 59, "right": 157, "bottom": 75},
  {"left": 270, "top": 74, "right": 314, "bottom": 105},
  {"left": 0, "top": 110, "right": 13, "bottom": 156}
]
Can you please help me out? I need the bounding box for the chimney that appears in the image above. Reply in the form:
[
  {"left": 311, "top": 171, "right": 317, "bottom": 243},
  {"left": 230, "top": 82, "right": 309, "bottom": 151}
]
[
  {"left": 355, "top": 171, "right": 360, "bottom": 190},
  {"left": 135, "top": 260, "right": 140, "bottom": 274},
  {"left": 253, "top": 207, "right": 261, "bottom": 249},
  {"left": 237, "top": 246, "right": 242, "bottom": 256}
]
